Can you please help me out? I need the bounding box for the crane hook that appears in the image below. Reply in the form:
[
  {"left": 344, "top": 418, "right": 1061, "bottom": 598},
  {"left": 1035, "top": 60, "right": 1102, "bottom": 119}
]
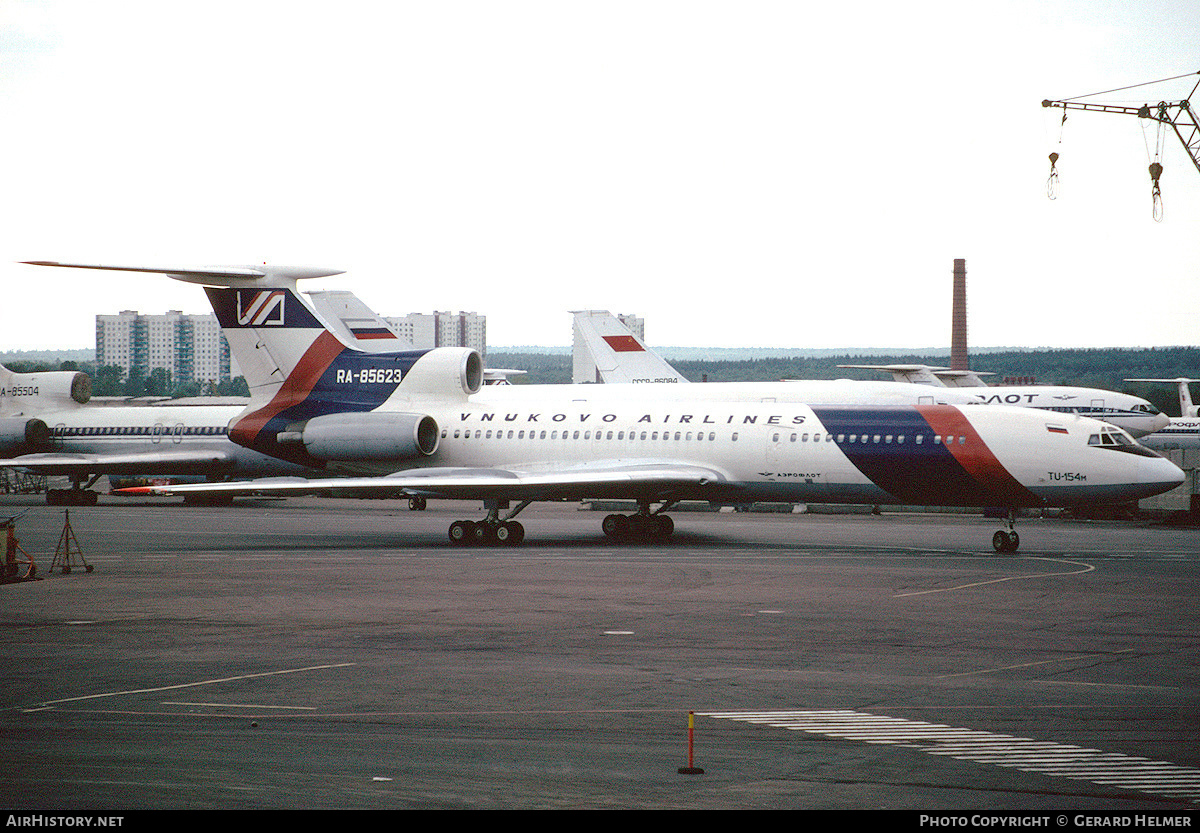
[
  {"left": 1149, "top": 161, "right": 1164, "bottom": 221},
  {"left": 1047, "top": 152, "right": 1060, "bottom": 200}
]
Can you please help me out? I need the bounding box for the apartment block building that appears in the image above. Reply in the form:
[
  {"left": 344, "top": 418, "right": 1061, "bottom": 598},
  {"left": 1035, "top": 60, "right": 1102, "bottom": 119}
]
[
  {"left": 384, "top": 311, "right": 487, "bottom": 356},
  {"left": 95, "top": 311, "right": 231, "bottom": 384}
]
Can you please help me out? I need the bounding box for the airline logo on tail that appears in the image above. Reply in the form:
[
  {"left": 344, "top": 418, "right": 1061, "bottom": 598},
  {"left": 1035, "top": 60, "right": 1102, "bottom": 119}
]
[
  {"left": 236, "top": 290, "right": 288, "bottom": 326},
  {"left": 207, "top": 286, "right": 325, "bottom": 330}
]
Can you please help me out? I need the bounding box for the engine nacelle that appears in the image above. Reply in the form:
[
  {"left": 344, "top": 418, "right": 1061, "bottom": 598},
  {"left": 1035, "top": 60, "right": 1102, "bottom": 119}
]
[
  {"left": 397, "top": 347, "right": 483, "bottom": 398},
  {"left": 0, "top": 370, "right": 91, "bottom": 412},
  {"left": 0, "top": 417, "right": 51, "bottom": 453},
  {"left": 287, "top": 412, "right": 440, "bottom": 462}
]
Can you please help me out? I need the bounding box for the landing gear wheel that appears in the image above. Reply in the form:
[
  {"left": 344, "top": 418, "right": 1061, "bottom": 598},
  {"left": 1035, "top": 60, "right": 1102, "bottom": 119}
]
[
  {"left": 408, "top": 496, "right": 427, "bottom": 511},
  {"left": 494, "top": 521, "right": 524, "bottom": 546},
  {"left": 992, "top": 530, "right": 1020, "bottom": 553},
  {"left": 602, "top": 514, "right": 628, "bottom": 539},
  {"left": 653, "top": 514, "right": 674, "bottom": 539},
  {"left": 601, "top": 512, "right": 674, "bottom": 543},
  {"left": 448, "top": 520, "right": 477, "bottom": 546}
]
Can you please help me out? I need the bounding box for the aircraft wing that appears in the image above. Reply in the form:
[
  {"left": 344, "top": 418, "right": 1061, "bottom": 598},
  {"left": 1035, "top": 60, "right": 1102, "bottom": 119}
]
[
  {"left": 483, "top": 368, "right": 528, "bottom": 385},
  {"left": 838, "top": 364, "right": 948, "bottom": 386},
  {"left": 931, "top": 369, "right": 993, "bottom": 388},
  {"left": 0, "top": 449, "right": 239, "bottom": 476},
  {"left": 116, "top": 460, "right": 733, "bottom": 502}
]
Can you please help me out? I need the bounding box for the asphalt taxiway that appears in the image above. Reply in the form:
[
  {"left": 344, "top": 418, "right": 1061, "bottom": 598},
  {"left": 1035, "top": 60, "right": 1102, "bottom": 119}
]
[{"left": 1, "top": 496, "right": 1198, "bottom": 811}]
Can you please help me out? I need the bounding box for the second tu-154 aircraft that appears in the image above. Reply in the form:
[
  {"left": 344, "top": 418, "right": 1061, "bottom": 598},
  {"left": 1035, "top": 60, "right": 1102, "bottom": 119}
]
[{"left": 23, "top": 262, "right": 1185, "bottom": 553}]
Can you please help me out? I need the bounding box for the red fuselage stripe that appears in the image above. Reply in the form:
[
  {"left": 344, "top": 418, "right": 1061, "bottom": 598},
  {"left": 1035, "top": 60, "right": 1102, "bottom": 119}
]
[{"left": 230, "top": 330, "right": 346, "bottom": 447}]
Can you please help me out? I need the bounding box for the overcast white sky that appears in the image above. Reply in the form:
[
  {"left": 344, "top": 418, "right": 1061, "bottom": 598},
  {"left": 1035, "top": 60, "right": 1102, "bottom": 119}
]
[{"left": 1, "top": 0, "right": 1198, "bottom": 352}]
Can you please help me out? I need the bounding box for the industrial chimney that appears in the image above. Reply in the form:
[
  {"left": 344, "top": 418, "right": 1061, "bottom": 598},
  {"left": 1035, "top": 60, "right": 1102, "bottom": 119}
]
[{"left": 951, "top": 258, "right": 968, "bottom": 372}]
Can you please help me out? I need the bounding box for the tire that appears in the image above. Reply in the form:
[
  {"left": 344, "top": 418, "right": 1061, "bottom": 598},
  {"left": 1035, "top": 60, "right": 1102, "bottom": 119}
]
[
  {"left": 495, "top": 521, "right": 524, "bottom": 546},
  {"left": 448, "top": 520, "right": 476, "bottom": 546},
  {"left": 602, "top": 514, "right": 624, "bottom": 538},
  {"left": 654, "top": 515, "right": 674, "bottom": 539}
]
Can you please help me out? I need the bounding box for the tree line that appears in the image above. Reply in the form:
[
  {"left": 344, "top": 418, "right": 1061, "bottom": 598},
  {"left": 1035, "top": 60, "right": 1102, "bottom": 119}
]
[{"left": 4, "top": 359, "right": 250, "bottom": 399}]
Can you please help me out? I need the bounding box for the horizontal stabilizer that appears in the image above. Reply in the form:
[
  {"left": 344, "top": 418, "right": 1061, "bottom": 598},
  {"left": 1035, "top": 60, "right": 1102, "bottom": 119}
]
[{"left": 22, "top": 261, "right": 344, "bottom": 287}]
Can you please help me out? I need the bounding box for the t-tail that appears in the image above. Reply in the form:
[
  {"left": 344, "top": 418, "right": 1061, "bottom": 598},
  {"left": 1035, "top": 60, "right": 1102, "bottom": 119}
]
[{"left": 21, "top": 262, "right": 483, "bottom": 467}]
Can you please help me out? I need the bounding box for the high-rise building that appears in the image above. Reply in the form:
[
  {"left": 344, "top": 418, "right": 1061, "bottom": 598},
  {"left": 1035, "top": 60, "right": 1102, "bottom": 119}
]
[
  {"left": 96, "top": 311, "right": 231, "bottom": 384},
  {"left": 97, "top": 307, "right": 487, "bottom": 387},
  {"left": 384, "top": 311, "right": 487, "bottom": 356}
]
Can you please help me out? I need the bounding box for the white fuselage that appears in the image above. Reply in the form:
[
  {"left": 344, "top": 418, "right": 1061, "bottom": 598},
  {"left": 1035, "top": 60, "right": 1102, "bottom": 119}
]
[
  {"left": 966, "top": 386, "right": 1168, "bottom": 439},
  {"left": 335, "top": 386, "right": 1183, "bottom": 508},
  {"left": 1139, "top": 417, "right": 1200, "bottom": 451},
  {"left": 35, "top": 402, "right": 312, "bottom": 477}
]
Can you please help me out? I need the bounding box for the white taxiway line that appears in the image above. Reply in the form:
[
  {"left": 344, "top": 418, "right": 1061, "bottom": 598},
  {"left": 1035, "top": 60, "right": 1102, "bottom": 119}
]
[
  {"left": 700, "top": 709, "right": 1200, "bottom": 802},
  {"left": 28, "top": 662, "right": 356, "bottom": 709}
]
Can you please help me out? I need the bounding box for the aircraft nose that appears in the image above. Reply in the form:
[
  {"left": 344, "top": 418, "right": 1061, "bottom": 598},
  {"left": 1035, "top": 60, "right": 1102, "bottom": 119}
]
[
  {"left": 1140, "top": 455, "right": 1186, "bottom": 498},
  {"left": 1152, "top": 412, "right": 1171, "bottom": 433}
]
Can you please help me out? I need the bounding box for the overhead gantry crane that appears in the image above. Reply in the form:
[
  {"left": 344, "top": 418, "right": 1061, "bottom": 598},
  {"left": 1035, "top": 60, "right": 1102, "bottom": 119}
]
[{"left": 1042, "top": 71, "right": 1200, "bottom": 219}]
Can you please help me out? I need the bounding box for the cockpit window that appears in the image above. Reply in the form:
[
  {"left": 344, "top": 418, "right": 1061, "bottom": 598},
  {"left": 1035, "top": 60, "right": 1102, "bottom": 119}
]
[{"left": 1091, "top": 426, "right": 1160, "bottom": 457}]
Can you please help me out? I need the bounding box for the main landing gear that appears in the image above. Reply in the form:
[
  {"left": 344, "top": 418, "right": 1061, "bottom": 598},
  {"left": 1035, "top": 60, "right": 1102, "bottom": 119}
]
[
  {"left": 992, "top": 509, "right": 1020, "bottom": 554},
  {"left": 448, "top": 499, "right": 530, "bottom": 547},
  {"left": 602, "top": 501, "right": 677, "bottom": 544},
  {"left": 446, "top": 499, "right": 680, "bottom": 547},
  {"left": 46, "top": 475, "right": 101, "bottom": 506}
]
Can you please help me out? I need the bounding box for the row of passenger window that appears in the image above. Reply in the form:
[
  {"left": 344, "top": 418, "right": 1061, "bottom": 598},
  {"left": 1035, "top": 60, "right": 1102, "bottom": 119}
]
[
  {"left": 54, "top": 425, "right": 229, "bottom": 436},
  {"left": 447, "top": 428, "right": 729, "bottom": 442},
  {"left": 443, "top": 427, "right": 968, "bottom": 446},
  {"left": 831, "top": 433, "right": 967, "bottom": 446}
]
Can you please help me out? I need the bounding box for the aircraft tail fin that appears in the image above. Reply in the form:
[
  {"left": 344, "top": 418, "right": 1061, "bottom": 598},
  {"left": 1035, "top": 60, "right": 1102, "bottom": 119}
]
[
  {"left": 570, "top": 310, "right": 687, "bottom": 384},
  {"left": 305, "top": 289, "right": 415, "bottom": 351},
  {"left": 21, "top": 261, "right": 468, "bottom": 464}
]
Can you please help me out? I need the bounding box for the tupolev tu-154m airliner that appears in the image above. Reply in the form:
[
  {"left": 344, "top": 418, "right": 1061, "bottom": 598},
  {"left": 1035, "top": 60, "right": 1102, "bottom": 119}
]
[{"left": 22, "top": 262, "right": 1186, "bottom": 553}]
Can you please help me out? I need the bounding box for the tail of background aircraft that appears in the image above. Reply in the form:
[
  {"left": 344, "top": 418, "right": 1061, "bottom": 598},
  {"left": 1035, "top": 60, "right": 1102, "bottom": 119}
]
[
  {"left": 1126, "top": 378, "right": 1200, "bottom": 417},
  {"left": 571, "top": 310, "right": 688, "bottom": 384}
]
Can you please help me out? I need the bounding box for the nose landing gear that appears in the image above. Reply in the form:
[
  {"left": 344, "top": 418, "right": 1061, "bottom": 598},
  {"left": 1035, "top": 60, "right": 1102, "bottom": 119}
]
[{"left": 992, "top": 509, "right": 1020, "bottom": 553}]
